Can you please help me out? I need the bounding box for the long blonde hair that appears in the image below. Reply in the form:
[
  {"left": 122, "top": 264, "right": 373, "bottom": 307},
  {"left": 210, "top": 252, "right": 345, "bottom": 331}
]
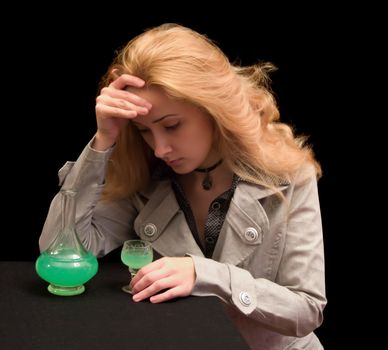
[{"left": 100, "top": 23, "right": 321, "bottom": 201}]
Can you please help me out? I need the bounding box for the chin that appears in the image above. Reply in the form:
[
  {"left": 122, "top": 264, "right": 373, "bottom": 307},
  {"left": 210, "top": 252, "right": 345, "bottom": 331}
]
[
  {"left": 169, "top": 163, "right": 195, "bottom": 175},
  {"left": 171, "top": 167, "right": 192, "bottom": 175}
]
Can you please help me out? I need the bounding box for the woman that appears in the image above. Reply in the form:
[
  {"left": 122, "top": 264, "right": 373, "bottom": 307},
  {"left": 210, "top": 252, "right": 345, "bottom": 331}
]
[{"left": 40, "top": 23, "right": 326, "bottom": 349}]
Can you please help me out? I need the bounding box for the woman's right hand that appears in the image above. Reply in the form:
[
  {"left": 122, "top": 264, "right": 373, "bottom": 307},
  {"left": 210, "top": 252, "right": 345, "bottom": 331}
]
[{"left": 93, "top": 73, "right": 152, "bottom": 150}]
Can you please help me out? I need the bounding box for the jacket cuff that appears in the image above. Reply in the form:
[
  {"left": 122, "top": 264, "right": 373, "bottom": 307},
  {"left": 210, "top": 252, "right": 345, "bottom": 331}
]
[
  {"left": 188, "top": 255, "right": 231, "bottom": 303},
  {"left": 229, "top": 264, "right": 257, "bottom": 315},
  {"left": 86, "top": 136, "right": 115, "bottom": 162},
  {"left": 188, "top": 255, "right": 257, "bottom": 315}
]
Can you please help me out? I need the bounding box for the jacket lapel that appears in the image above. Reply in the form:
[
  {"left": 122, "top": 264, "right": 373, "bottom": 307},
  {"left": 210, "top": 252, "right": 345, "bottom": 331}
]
[
  {"left": 213, "top": 181, "right": 289, "bottom": 265},
  {"left": 135, "top": 180, "right": 204, "bottom": 257},
  {"left": 135, "top": 179, "right": 289, "bottom": 264}
]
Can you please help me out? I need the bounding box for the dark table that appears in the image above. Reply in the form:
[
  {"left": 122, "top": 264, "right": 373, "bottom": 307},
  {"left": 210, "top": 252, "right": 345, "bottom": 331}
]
[{"left": 0, "top": 261, "right": 249, "bottom": 350}]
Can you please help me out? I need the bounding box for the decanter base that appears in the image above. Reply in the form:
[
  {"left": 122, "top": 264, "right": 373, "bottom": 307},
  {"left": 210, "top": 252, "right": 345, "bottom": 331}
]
[{"left": 48, "top": 284, "right": 85, "bottom": 296}]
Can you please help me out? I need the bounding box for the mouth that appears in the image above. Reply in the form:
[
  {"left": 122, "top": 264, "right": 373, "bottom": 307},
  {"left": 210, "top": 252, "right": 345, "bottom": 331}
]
[{"left": 165, "top": 158, "right": 183, "bottom": 166}]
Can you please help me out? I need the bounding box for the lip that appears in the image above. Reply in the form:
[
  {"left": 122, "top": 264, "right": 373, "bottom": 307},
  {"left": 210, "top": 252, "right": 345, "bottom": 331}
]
[{"left": 166, "top": 158, "right": 183, "bottom": 166}]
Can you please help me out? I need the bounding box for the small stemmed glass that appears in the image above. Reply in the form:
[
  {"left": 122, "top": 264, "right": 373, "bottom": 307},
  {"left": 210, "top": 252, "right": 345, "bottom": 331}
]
[{"left": 121, "top": 239, "right": 153, "bottom": 294}]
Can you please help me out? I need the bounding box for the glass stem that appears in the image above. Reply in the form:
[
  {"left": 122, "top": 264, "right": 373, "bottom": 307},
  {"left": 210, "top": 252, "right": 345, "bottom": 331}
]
[{"left": 129, "top": 268, "right": 138, "bottom": 280}]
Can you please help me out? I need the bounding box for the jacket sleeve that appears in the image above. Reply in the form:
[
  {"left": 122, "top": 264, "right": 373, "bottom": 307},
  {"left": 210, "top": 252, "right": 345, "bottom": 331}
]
[
  {"left": 190, "top": 167, "right": 326, "bottom": 337},
  {"left": 39, "top": 138, "right": 139, "bottom": 257}
]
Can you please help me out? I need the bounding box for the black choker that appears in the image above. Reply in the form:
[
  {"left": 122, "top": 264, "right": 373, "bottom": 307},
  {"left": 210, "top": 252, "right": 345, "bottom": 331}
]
[{"left": 195, "top": 159, "right": 223, "bottom": 190}]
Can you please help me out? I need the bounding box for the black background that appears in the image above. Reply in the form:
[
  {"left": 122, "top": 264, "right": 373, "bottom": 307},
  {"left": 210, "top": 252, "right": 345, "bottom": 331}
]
[{"left": 2, "top": 4, "right": 366, "bottom": 349}]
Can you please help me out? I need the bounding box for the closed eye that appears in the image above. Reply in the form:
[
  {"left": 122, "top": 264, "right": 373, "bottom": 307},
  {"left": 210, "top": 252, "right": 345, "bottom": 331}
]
[{"left": 165, "top": 123, "right": 180, "bottom": 131}]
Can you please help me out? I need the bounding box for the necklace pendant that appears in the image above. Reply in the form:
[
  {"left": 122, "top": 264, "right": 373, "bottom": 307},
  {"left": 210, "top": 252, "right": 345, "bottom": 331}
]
[
  {"left": 202, "top": 173, "right": 212, "bottom": 190},
  {"left": 195, "top": 159, "right": 222, "bottom": 191}
]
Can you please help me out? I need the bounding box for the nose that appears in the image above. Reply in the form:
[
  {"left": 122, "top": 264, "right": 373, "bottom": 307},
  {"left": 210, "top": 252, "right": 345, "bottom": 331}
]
[{"left": 153, "top": 136, "right": 172, "bottom": 159}]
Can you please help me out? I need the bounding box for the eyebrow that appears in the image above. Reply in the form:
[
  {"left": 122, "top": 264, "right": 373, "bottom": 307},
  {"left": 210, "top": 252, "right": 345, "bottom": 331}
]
[
  {"left": 152, "top": 114, "right": 178, "bottom": 123},
  {"left": 132, "top": 114, "right": 178, "bottom": 127}
]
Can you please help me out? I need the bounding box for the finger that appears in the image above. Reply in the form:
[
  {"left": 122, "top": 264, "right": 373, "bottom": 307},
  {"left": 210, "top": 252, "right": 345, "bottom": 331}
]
[
  {"left": 110, "top": 73, "right": 145, "bottom": 90},
  {"left": 132, "top": 276, "right": 173, "bottom": 302},
  {"left": 133, "top": 258, "right": 166, "bottom": 279},
  {"left": 95, "top": 103, "right": 137, "bottom": 119},
  {"left": 97, "top": 94, "right": 149, "bottom": 115},
  {"left": 123, "top": 89, "right": 153, "bottom": 110},
  {"left": 149, "top": 286, "right": 186, "bottom": 304},
  {"left": 130, "top": 259, "right": 165, "bottom": 286},
  {"left": 101, "top": 87, "right": 152, "bottom": 110},
  {"left": 131, "top": 268, "right": 170, "bottom": 294}
]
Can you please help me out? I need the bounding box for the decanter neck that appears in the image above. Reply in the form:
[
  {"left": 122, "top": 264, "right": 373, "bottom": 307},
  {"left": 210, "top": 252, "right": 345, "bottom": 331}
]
[{"left": 61, "top": 189, "right": 77, "bottom": 230}]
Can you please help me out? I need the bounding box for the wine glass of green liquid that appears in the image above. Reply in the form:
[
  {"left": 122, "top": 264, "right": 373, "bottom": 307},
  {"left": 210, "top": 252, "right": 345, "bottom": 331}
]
[{"left": 121, "top": 239, "right": 153, "bottom": 294}]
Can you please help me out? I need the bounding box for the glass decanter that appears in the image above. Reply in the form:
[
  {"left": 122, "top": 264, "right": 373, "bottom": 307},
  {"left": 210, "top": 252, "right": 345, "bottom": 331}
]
[{"left": 35, "top": 189, "right": 98, "bottom": 296}]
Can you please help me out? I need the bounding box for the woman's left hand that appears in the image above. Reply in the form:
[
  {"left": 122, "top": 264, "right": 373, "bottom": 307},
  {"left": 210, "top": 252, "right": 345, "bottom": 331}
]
[{"left": 130, "top": 257, "right": 196, "bottom": 303}]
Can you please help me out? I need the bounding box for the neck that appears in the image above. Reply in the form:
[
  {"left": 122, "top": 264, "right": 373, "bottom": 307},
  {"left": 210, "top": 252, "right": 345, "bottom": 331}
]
[
  {"left": 194, "top": 159, "right": 223, "bottom": 173},
  {"left": 178, "top": 162, "right": 233, "bottom": 196},
  {"left": 194, "top": 159, "right": 223, "bottom": 191}
]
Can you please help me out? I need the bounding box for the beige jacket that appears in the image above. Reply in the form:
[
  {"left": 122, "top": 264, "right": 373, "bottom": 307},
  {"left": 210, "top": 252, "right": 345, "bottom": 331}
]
[{"left": 40, "top": 141, "right": 326, "bottom": 350}]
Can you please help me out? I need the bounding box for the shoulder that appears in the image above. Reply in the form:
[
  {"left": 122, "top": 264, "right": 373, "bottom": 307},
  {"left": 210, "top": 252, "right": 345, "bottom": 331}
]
[
  {"left": 291, "top": 162, "right": 319, "bottom": 187},
  {"left": 236, "top": 162, "right": 319, "bottom": 201}
]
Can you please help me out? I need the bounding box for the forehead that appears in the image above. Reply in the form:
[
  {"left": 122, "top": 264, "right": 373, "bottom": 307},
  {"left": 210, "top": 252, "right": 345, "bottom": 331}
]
[{"left": 130, "top": 86, "right": 205, "bottom": 125}]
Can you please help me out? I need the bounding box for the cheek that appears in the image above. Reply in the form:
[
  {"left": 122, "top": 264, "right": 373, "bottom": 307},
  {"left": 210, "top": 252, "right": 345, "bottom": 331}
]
[
  {"left": 197, "top": 120, "right": 214, "bottom": 146},
  {"left": 184, "top": 124, "right": 213, "bottom": 151}
]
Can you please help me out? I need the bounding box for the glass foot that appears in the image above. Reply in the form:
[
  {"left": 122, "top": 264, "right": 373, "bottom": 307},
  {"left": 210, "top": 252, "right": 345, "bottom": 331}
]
[
  {"left": 121, "top": 285, "right": 133, "bottom": 294},
  {"left": 48, "top": 284, "right": 85, "bottom": 296}
]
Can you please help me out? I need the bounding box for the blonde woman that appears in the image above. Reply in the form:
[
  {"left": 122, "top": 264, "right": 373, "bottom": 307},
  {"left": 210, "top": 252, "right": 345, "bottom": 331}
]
[{"left": 40, "top": 23, "right": 326, "bottom": 349}]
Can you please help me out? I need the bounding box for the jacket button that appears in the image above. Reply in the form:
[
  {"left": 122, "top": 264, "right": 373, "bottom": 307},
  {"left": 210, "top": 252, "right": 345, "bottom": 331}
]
[
  {"left": 244, "top": 227, "right": 259, "bottom": 242},
  {"left": 144, "top": 223, "right": 157, "bottom": 237},
  {"left": 239, "top": 291, "right": 251, "bottom": 306},
  {"left": 211, "top": 201, "right": 221, "bottom": 210}
]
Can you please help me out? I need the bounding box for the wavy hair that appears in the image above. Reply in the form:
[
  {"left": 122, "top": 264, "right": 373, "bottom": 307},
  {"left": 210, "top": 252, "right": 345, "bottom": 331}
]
[{"left": 100, "top": 23, "right": 321, "bottom": 201}]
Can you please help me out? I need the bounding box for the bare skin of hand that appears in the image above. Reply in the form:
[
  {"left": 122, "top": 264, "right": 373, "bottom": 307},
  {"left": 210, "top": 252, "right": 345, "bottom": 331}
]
[
  {"left": 130, "top": 257, "right": 196, "bottom": 303},
  {"left": 93, "top": 73, "right": 152, "bottom": 151}
]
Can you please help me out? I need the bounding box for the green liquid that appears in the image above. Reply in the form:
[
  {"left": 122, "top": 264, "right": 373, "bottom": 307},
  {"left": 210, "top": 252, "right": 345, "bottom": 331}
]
[
  {"left": 121, "top": 252, "right": 153, "bottom": 270},
  {"left": 36, "top": 249, "right": 98, "bottom": 296}
]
